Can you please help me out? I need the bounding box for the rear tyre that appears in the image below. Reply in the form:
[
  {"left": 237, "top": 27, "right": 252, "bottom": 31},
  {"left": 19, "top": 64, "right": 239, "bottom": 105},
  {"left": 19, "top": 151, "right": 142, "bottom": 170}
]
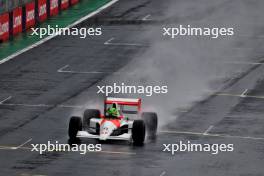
[
  {"left": 132, "top": 120, "right": 146, "bottom": 145},
  {"left": 142, "top": 112, "right": 158, "bottom": 138},
  {"left": 83, "top": 109, "right": 100, "bottom": 129},
  {"left": 68, "top": 116, "right": 82, "bottom": 140}
]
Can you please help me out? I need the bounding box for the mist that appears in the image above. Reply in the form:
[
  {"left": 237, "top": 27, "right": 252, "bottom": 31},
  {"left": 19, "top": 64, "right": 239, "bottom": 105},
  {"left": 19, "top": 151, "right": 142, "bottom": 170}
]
[{"left": 72, "top": 0, "right": 264, "bottom": 128}]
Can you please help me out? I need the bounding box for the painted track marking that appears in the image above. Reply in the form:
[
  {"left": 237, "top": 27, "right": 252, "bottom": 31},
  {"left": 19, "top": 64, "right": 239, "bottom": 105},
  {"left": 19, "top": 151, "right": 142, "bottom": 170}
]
[
  {"left": 58, "top": 65, "right": 107, "bottom": 74},
  {"left": 216, "top": 93, "right": 264, "bottom": 99},
  {"left": 20, "top": 174, "right": 47, "bottom": 176},
  {"left": 223, "top": 61, "right": 264, "bottom": 65},
  {"left": 104, "top": 37, "right": 115, "bottom": 45},
  {"left": 0, "top": 96, "right": 12, "bottom": 104},
  {"left": 104, "top": 37, "right": 147, "bottom": 46},
  {"left": 0, "top": 0, "right": 120, "bottom": 65},
  {"left": 142, "top": 14, "right": 151, "bottom": 21},
  {"left": 57, "top": 64, "right": 124, "bottom": 74},
  {"left": 238, "top": 34, "right": 264, "bottom": 38},
  {"left": 0, "top": 145, "right": 136, "bottom": 155},
  {"left": 0, "top": 145, "right": 31, "bottom": 150},
  {"left": 0, "top": 138, "right": 32, "bottom": 150},
  {"left": 0, "top": 103, "right": 84, "bottom": 109},
  {"left": 57, "top": 65, "right": 70, "bottom": 72},
  {"left": 240, "top": 89, "right": 249, "bottom": 98},
  {"left": 16, "top": 138, "right": 33, "bottom": 149},
  {"left": 97, "top": 150, "right": 136, "bottom": 155},
  {"left": 203, "top": 125, "right": 214, "bottom": 135},
  {"left": 160, "top": 130, "right": 264, "bottom": 140},
  {"left": 160, "top": 171, "right": 166, "bottom": 176},
  {"left": 0, "top": 146, "right": 31, "bottom": 150}
]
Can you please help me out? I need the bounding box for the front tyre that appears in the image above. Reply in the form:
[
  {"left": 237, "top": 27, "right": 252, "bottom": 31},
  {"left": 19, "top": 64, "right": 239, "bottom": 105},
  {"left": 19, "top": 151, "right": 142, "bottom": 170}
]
[
  {"left": 68, "top": 116, "right": 82, "bottom": 140},
  {"left": 132, "top": 120, "right": 146, "bottom": 145},
  {"left": 142, "top": 112, "right": 158, "bottom": 138}
]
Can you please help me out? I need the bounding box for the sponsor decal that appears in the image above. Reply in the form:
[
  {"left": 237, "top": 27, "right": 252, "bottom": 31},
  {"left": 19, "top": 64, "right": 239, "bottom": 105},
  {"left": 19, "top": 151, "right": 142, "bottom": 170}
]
[
  {"left": 50, "top": 0, "right": 59, "bottom": 16},
  {"left": 0, "top": 16, "right": 2, "bottom": 38},
  {"left": 13, "top": 7, "right": 22, "bottom": 35},
  {"left": 25, "top": 2, "right": 35, "bottom": 29},
  {"left": 38, "top": 0, "right": 47, "bottom": 22},
  {"left": 70, "top": 0, "right": 79, "bottom": 5},
  {"left": 0, "top": 13, "right": 9, "bottom": 41},
  {"left": 61, "top": 0, "right": 69, "bottom": 10}
]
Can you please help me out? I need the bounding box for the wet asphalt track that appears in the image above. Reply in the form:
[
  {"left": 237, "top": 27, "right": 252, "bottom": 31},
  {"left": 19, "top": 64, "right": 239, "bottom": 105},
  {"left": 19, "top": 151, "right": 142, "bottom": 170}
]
[{"left": 1, "top": 0, "right": 264, "bottom": 175}]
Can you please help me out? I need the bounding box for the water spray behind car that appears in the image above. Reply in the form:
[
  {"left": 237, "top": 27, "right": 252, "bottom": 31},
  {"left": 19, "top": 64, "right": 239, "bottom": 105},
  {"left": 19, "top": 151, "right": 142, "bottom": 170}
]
[
  {"left": 103, "top": 0, "right": 260, "bottom": 129},
  {"left": 71, "top": 0, "right": 260, "bottom": 132}
]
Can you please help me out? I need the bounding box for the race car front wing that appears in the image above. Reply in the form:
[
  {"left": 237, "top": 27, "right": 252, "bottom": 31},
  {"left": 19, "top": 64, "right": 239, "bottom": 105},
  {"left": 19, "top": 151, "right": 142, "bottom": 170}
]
[{"left": 77, "top": 131, "right": 132, "bottom": 141}]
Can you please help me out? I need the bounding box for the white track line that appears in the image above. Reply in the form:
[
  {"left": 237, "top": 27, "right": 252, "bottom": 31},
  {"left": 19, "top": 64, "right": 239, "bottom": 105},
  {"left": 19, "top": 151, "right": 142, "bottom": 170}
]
[
  {"left": 1, "top": 103, "right": 52, "bottom": 108},
  {"left": 203, "top": 125, "right": 214, "bottom": 135},
  {"left": 59, "top": 70, "right": 109, "bottom": 74},
  {"left": 97, "top": 150, "right": 136, "bottom": 155},
  {"left": 20, "top": 174, "right": 47, "bottom": 176},
  {"left": 240, "top": 89, "right": 249, "bottom": 98},
  {"left": 0, "top": 103, "right": 84, "bottom": 109},
  {"left": 104, "top": 37, "right": 146, "bottom": 46},
  {"left": 16, "top": 138, "right": 32, "bottom": 149},
  {"left": 160, "top": 171, "right": 166, "bottom": 176},
  {"left": 57, "top": 65, "right": 70, "bottom": 72},
  {"left": 160, "top": 130, "right": 264, "bottom": 141},
  {"left": 57, "top": 64, "right": 122, "bottom": 74},
  {"left": 0, "top": 0, "right": 120, "bottom": 65},
  {"left": 0, "top": 146, "right": 19, "bottom": 150},
  {"left": 142, "top": 14, "right": 151, "bottom": 21},
  {"left": 216, "top": 93, "right": 264, "bottom": 99},
  {"left": 21, "top": 174, "right": 47, "bottom": 176},
  {"left": 238, "top": 34, "right": 264, "bottom": 39},
  {"left": 104, "top": 37, "right": 115, "bottom": 45},
  {"left": 223, "top": 61, "right": 264, "bottom": 65},
  {"left": 0, "top": 138, "right": 32, "bottom": 150},
  {"left": 0, "top": 96, "right": 12, "bottom": 104},
  {"left": 0, "top": 145, "right": 136, "bottom": 155},
  {"left": 59, "top": 70, "right": 108, "bottom": 74},
  {"left": 58, "top": 104, "right": 83, "bottom": 108},
  {"left": 0, "top": 145, "right": 31, "bottom": 150}
]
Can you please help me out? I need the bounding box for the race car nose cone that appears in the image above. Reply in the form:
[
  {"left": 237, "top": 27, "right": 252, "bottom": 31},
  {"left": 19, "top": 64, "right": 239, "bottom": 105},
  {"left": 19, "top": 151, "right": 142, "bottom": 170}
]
[
  {"left": 99, "top": 134, "right": 109, "bottom": 140},
  {"left": 99, "top": 121, "right": 116, "bottom": 140},
  {"left": 99, "top": 129, "right": 112, "bottom": 140}
]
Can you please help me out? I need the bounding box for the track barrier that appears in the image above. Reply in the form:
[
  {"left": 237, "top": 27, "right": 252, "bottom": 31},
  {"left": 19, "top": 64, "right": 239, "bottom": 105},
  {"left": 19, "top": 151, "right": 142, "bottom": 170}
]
[{"left": 0, "top": 0, "right": 80, "bottom": 42}]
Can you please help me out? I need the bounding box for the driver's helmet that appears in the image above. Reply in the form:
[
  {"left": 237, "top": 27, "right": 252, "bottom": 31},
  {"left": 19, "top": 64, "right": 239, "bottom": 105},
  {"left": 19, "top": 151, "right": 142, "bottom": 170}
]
[{"left": 107, "top": 103, "right": 119, "bottom": 117}]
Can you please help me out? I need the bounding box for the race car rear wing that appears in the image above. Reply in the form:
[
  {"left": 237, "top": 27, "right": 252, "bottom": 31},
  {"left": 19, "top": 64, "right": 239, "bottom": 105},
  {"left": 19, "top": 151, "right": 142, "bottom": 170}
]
[{"left": 105, "top": 97, "right": 142, "bottom": 112}]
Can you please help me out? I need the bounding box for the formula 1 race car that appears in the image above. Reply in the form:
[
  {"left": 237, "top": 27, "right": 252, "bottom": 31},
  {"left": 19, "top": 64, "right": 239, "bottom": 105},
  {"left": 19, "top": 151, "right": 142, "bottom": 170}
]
[{"left": 68, "top": 97, "right": 158, "bottom": 145}]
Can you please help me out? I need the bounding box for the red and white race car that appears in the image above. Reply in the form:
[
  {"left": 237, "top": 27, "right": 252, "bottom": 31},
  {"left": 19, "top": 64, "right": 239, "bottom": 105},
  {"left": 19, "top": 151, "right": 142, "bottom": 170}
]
[{"left": 68, "top": 97, "right": 158, "bottom": 145}]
